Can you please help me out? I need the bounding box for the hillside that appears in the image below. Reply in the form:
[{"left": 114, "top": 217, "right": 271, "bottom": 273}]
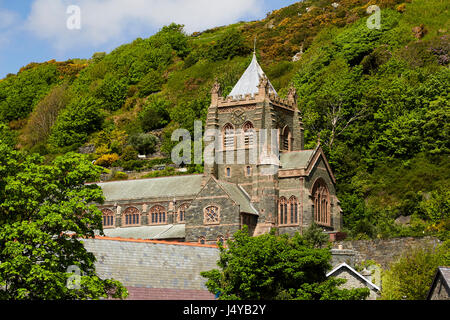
[{"left": 0, "top": 0, "right": 448, "bottom": 240}]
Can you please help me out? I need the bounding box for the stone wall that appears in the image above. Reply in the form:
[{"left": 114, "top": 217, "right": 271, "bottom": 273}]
[
  {"left": 331, "top": 236, "right": 441, "bottom": 269},
  {"left": 83, "top": 237, "right": 219, "bottom": 300}
]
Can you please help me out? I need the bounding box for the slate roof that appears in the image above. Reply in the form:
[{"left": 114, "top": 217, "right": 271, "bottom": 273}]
[
  {"left": 279, "top": 150, "right": 315, "bottom": 169},
  {"left": 326, "top": 262, "right": 381, "bottom": 292},
  {"left": 427, "top": 267, "right": 450, "bottom": 299},
  {"left": 217, "top": 180, "right": 259, "bottom": 216},
  {"left": 228, "top": 53, "right": 277, "bottom": 99},
  {"left": 96, "top": 174, "right": 203, "bottom": 202},
  {"left": 102, "top": 224, "right": 185, "bottom": 240}
]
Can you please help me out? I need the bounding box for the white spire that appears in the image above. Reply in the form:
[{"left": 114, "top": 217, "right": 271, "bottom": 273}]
[{"left": 228, "top": 53, "right": 278, "bottom": 99}]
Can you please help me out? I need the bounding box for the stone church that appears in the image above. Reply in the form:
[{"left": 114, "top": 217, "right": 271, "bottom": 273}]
[{"left": 96, "top": 53, "right": 342, "bottom": 244}]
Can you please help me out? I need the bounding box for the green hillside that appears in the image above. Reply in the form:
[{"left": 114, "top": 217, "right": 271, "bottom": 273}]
[{"left": 0, "top": 0, "right": 448, "bottom": 240}]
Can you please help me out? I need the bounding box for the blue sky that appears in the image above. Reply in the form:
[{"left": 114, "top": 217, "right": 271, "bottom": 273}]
[{"left": 0, "top": 0, "right": 299, "bottom": 79}]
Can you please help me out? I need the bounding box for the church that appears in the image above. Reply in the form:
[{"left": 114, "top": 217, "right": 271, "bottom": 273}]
[{"left": 96, "top": 53, "right": 342, "bottom": 244}]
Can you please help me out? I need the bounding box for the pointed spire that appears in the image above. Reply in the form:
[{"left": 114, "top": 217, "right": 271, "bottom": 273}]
[{"left": 228, "top": 53, "right": 277, "bottom": 99}]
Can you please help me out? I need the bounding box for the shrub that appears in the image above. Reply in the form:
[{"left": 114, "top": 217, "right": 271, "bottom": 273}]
[
  {"left": 94, "top": 153, "right": 120, "bottom": 167},
  {"left": 137, "top": 69, "right": 165, "bottom": 97},
  {"left": 139, "top": 97, "right": 171, "bottom": 131},
  {"left": 121, "top": 145, "right": 138, "bottom": 161},
  {"left": 112, "top": 171, "right": 128, "bottom": 180},
  {"left": 129, "top": 133, "right": 158, "bottom": 155}
]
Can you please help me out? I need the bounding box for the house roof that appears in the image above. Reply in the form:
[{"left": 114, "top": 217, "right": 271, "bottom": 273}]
[
  {"left": 279, "top": 150, "right": 315, "bottom": 169},
  {"left": 217, "top": 180, "right": 259, "bottom": 216},
  {"left": 101, "top": 224, "right": 185, "bottom": 240},
  {"left": 228, "top": 53, "right": 277, "bottom": 99},
  {"left": 427, "top": 267, "right": 450, "bottom": 299},
  {"left": 326, "top": 262, "right": 381, "bottom": 292},
  {"left": 96, "top": 174, "right": 203, "bottom": 202}
]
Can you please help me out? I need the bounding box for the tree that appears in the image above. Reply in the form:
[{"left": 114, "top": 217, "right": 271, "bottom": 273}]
[
  {"left": 21, "top": 83, "right": 72, "bottom": 148},
  {"left": 201, "top": 227, "right": 369, "bottom": 300},
  {"left": 381, "top": 242, "right": 450, "bottom": 300},
  {"left": 0, "top": 143, "right": 127, "bottom": 299},
  {"left": 49, "top": 96, "right": 104, "bottom": 149},
  {"left": 128, "top": 133, "right": 158, "bottom": 155}
]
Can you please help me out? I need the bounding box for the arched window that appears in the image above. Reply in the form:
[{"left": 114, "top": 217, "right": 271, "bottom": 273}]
[
  {"left": 150, "top": 205, "right": 166, "bottom": 224},
  {"left": 226, "top": 167, "right": 231, "bottom": 178},
  {"left": 245, "top": 165, "right": 252, "bottom": 177},
  {"left": 312, "top": 179, "right": 330, "bottom": 226},
  {"left": 217, "top": 236, "right": 225, "bottom": 246},
  {"left": 102, "top": 209, "right": 115, "bottom": 228},
  {"left": 223, "top": 123, "right": 235, "bottom": 149},
  {"left": 123, "top": 207, "right": 140, "bottom": 226},
  {"left": 199, "top": 237, "right": 206, "bottom": 245},
  {"left": 278, "top": 197, "right": 288, "bottom": 225},
  {"left": 289, "top": 196, "right": 299, "bottom": 224},
  {"left": 242, "top": 121, "right": 255, "bottom": 147},
  {"left": 204, "top": 205, "right": 220, "bottom": 225},
  {"left": 177, "top": 203, "right": 189, "bottom": 223},
  {"left": 281, "top": 126, "right": 291, "bottom": 151}
]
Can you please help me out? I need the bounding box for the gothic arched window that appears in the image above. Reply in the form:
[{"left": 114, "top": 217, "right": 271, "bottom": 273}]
[
  {"left": 281, "top": 126, "right": 291, "bottom": 151},
  {"left": 204, "top": 205, "right": 220, "bottom": 225},
  {"left": 223, "top": 123, "right": 235, "bottom": 149},
  {"left": 278, "top": 197, "right": 288, "bottom": 225},
  {"left": 242, "top": 121, "right": 255, "bottom": 147},
  {"left": 289, "top": 196, "right": 299, "bottom": 224},
  {"left": 123, "top": 207, "right": 140, "bottom": 226},
  {"left": 312, "top": 179, "right": 330, "bottom": 226},
  {"left": 150, "top": 205, "right": 166, "bottom": 224},
  {"left": 177, "top": 203, "right": 189, "bottom": 223},
  {"left": 102, "top": 208, "right": 115, "bottom": 228}
]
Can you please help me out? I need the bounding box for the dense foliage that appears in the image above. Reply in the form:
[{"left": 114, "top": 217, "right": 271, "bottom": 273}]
[
  {"left": 201, "top": 227, "right": 369, "bottom": 300},
  {"left": 380, "top": 241, "right": 450, "bottom": 300},
  {"left": 0, "top": 142, "right": 127, "bottom": 299}
]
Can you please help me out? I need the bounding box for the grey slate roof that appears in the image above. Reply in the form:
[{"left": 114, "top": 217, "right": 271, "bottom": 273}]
[
  {"left": 217, "top": 180, "right": 259, "bottom": 215},
  {"left": 82, "top": 238, "right": 219, "bottom": 292},
  {"left": 96, "top": 174, "right": 203, "bottom": 202},
  {"left": 228, "top": 53, "right": 277, "bottom": 99},
  {"left": 102, "top": 224, "right": 185, "bottom": 240},
  {"left": 326, "top": 262, "right": 380, "bottom": 292},
  {"left": 280, "top": 150, "right": 315, "bottom": 170}
]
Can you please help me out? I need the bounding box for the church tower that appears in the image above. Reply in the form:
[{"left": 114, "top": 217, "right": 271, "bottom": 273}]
[{"left": 203, "top": 53, "right": 305, "bottom": 228}]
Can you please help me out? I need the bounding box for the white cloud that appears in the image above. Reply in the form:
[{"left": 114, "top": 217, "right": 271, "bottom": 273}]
[
  {"left": 25, "top": 0, "right": 262, "bottom": 52},
  {"left": 0, "top": 8, "right": 19, "bottom": 47}
]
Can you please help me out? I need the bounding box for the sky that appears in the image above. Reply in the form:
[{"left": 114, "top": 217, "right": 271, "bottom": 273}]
[{"left": 0, "top": 0, "right": 299, "bottom": 78}]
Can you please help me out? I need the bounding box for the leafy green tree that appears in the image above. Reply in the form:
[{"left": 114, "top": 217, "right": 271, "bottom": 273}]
[
  {"left": 201, "top": 227, "right": 369, "bottom": 300},
  {"left": 138, "top": 69, "right": 165, "bottom": 97},
  {"left": 49, "top": 96, "right": 104, "bottom": 149},
  {"left": 129, "top": 133, "right": 158, "bottom": 155},
  {"left": 0, "top": 143, "right": 127, "bottom": 299},
  {"left": 381, "top": 242, "right": 450, "bottom": 300},
  {"left": 0, "top": 123, "right": 16, "bottom": 148},
  {"left": 303, "top": 223, "right": 329, "bottom": 248},
  {"left": 139, "top": 96, "right": 171, "bottom": 131},
  {"left": 208, "top": 29, "right": 251, "bottom": 62}
]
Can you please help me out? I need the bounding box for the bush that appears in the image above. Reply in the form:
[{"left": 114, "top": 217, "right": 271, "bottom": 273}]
[
  {"left": 94, "top": 153, "right": 120, "bottom": 167},
  {"left": 128, "top": 133, "right": 158, "bottom": 155},
  {"left": 121, "top": 145, "right": 138, "bottom": 161},
  {"left": 381, "top": 242, "right": 450, "bottom": 300},
  {"left": 207, "top": 29, "right": 251, "bottom": 62},
  {"left": 137, "top": 69, "right": 165, "bottom": 97},
  {"left": 111, "top": 171, "right": 128, "bottom": 181},
  {"left": 139, "top": 96, "right": 171, "bottom": 131},
  {"left": 49, "top": 96, "right": 104, "bottom": 148}
]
